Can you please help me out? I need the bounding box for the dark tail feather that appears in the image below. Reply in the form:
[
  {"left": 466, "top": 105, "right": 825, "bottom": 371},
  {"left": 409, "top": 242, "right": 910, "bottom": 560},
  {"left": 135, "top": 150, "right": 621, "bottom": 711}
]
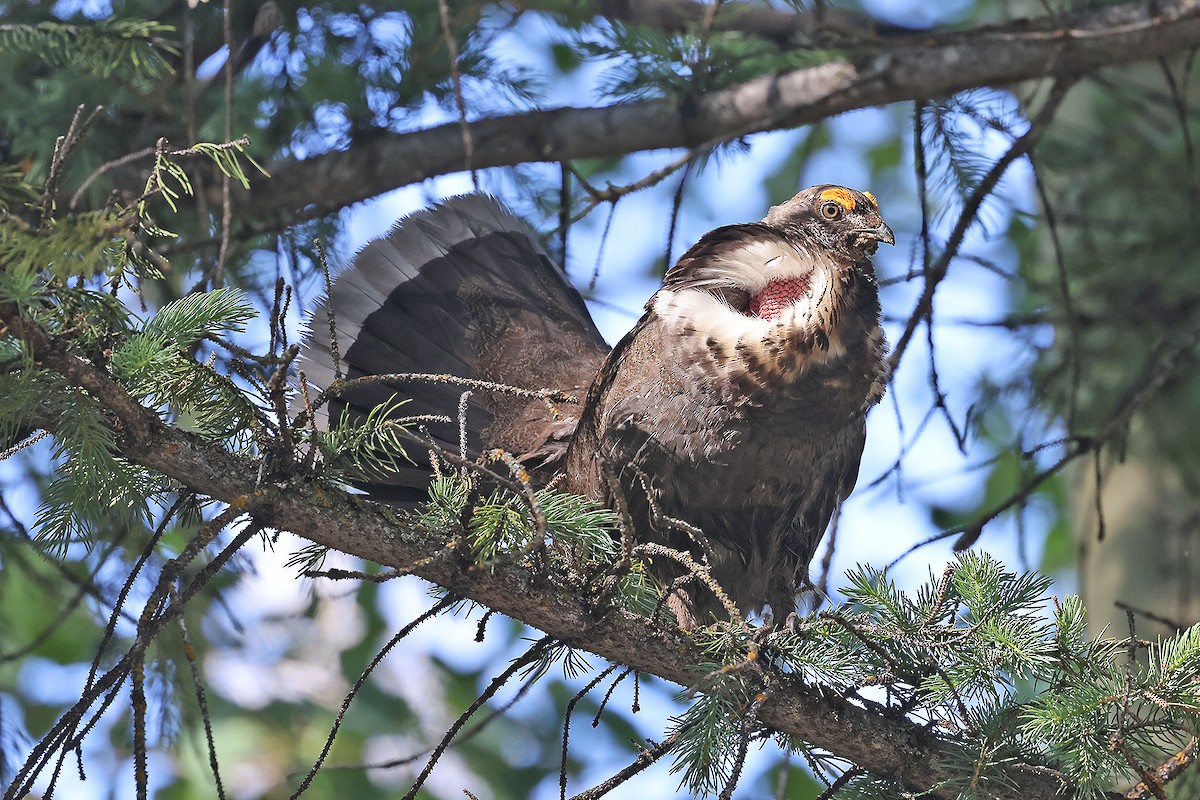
[{"left": 299, "top": 195, "right": 609, "bottom": 504}]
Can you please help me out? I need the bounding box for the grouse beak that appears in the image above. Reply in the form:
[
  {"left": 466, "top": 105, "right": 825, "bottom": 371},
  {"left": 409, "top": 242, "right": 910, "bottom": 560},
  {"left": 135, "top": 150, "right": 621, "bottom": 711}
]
[
  {"left": 852, "top": 223, "right": 894, "bottom": 256},
  {"left": 867, "top": 222, "right": 895, "bottom": 246}
]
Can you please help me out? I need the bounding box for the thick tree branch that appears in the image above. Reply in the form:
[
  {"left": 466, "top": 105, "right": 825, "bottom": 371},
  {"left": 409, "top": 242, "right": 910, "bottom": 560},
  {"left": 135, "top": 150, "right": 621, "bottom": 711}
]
[
  {"left": 235, "top": 0, "right": 1200, "bottom": 229},
  {"left": 514, "top": 0, "right": 914, "bottom": 47},
  {"left": 1, "top": 304, "right": 1108, "bottom": 800}
]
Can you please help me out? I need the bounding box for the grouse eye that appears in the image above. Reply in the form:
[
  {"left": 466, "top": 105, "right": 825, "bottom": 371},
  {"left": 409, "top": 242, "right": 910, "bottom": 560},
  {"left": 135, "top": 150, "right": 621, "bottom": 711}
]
[{"left": 820, "top": 202, "right": 842, "bottom": 220}]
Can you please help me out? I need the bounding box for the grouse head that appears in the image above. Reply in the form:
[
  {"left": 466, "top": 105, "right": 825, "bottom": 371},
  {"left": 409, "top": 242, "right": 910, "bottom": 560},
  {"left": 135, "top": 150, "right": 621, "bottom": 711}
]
[
  {"left": 765, "top": 184, "right": 895, "bottom": 262},
  {"left": 657, "top": 184, "right": 893, "bottom": 329}
]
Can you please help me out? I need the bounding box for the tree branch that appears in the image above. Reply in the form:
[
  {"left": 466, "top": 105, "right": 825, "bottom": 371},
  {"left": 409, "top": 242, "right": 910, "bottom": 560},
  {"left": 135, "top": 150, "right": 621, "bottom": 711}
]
[
  {"left": 233, "top": 0, "right": 1200, "bottom": 230},
  {"left": 0, "top": 303, "right": 1101, "bottom": 800},
  {"left": 514, "top": 0, "right": 914, "bottom": 47}
]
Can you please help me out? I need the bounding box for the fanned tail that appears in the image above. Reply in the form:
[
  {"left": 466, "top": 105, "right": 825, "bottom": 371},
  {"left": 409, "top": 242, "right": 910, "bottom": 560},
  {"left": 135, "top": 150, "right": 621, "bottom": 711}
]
[{"left": 299, "top": 195, "right": 609, "bottom": 504}]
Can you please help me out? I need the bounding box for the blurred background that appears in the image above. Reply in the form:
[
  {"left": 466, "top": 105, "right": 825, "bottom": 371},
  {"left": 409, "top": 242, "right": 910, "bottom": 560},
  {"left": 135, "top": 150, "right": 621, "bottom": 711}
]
[{"left": 3, "top": 0, "right": 1199, "bottom": 797}]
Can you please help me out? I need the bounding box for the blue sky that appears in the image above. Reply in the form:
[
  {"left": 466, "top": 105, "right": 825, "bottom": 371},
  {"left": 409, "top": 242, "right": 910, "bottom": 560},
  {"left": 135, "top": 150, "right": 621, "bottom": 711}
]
[{"left": 5, "top": 2, "right": 1072, "bottom": 797}]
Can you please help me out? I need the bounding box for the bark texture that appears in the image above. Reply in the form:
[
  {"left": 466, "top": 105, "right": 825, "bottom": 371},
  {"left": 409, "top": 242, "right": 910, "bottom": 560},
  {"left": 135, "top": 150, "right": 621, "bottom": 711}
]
[
  {"left": 232, "top": 0, "right": 1200, "bottom": 229},
  {"left": 0, "top": 299, "right": 1115, "bottom": 800}
]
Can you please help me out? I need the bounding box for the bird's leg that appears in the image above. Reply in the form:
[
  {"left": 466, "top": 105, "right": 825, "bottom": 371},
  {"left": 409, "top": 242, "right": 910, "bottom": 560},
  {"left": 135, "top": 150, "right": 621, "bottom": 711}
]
[
  {"left": 634, "top": 542, "right": 744, "bottom": 627},
  {"left": 767, "top": 581, "right": 800, "bottom": 631},
  {"left": 626, "top": 464, "right": 743, "bottom": 629},
  {"left": 648, "top": 578, "right": 700, "bottom": 628},
  {"left": 641, "top": 554, "right": 702, "bottom": 630},
  {"left": 666, "top": 580, "right": 699, "bottom": 632}
]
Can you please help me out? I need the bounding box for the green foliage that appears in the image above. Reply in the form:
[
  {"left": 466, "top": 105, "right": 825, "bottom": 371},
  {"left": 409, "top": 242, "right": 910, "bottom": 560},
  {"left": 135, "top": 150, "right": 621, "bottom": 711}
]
[
  {"left": 0, "top": 364, "right": 53, "bottom": 448},
  {"left": 316, "top": 395, "right": 415, "bottom": 479},
  {"left": 0, "top": 211, "right": 133, "bottom": 289},
  {"left": 142, "top": 141, "right": 265, "bottom": 220},
  {"left": 0, "top": 166, "right": 269, "bottom": 553},
  {"left": 674, "top": 553, "right": 1200, "bottom": 799},
  {"left": 140, "top": 287, "right": 257, "bottom": 348},
  {"left": 14, "top": 371, "right": 168, "bottom": 555},
  {"left": 465, "top": 484, "right": 614, "bottom": 566},
  {"left": 669, "top": 683, "right": 745, "bottom": 796},
  {"left": 1023, "top": 606, "right": 1200, "bottom": 795},
  {"left": 111, "top": 289, "right": 263, "bottom": 441},
  {"left": 415, "top": 474, "right": 670, "bottom": 617},
  {"left": 0, "top": 19, "right": 177, "bottom": 80},
  {"left": 1019, "top": 73, "right": 1200, "bottom": 466},
  {"left": 0, "top": 110, "right": 274, "bottom": 556},
  {"left": 35, "top": 454, "right": 166, "bottom": 555},
  {"left": 421, "top": 473, "right": 472, "bottom": 527},
  {"left": 535, "top": 489, "right": 620, "bottom": 567},
  {"left": 419, "top": 475, "right": 622, "bottom": 571},
  {"left": 468, "top": 494, "right": 531, "bottom": 563},
  {"left": 0, "top": 162, "right": 35, "bottom": 212},
  {"left": 579, "top": 22, "right": 833, "bottom": 101}
]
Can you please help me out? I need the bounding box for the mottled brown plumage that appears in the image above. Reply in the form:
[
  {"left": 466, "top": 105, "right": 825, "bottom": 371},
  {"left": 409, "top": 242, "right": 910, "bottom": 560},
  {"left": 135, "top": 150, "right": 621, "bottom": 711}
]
[
  {"left": 301, "top": 186, "right": 893, "bottom": 627},
  {"left": 564, "top": 186, "right": 892, "bottom": 624}
]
